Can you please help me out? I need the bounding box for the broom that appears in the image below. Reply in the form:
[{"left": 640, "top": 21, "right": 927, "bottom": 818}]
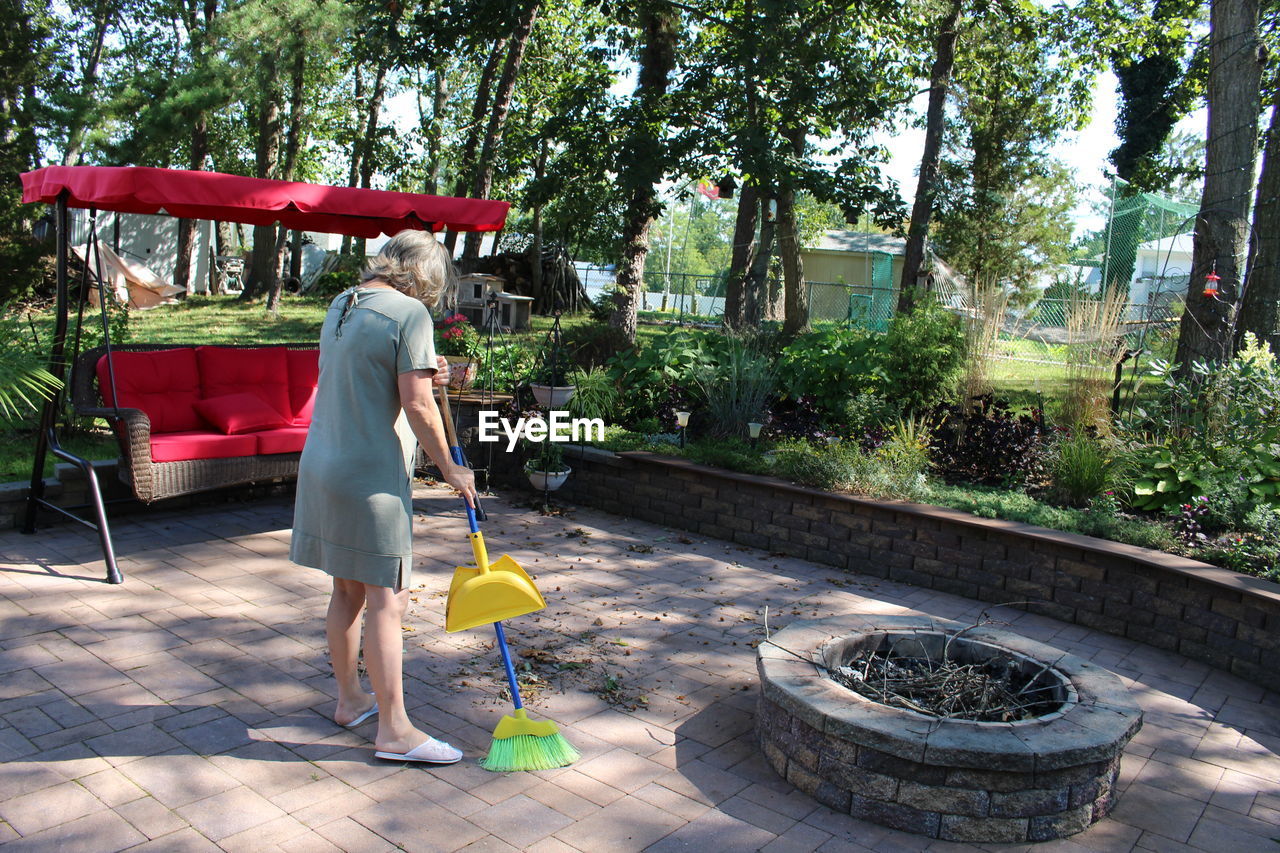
[
  {"left": 436, "top": 386, "right": 579, "bottom": 771},
  {"left": 481, "top": 621, "right": 581, "bottom": 772}
]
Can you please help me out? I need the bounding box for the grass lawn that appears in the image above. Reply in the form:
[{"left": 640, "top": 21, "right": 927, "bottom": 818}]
[
  {"left": 0, "top": 427, "right": 118, "bottom": 483},
  {"left": 128, "top": 294, "right": 328, "bottom": 344}
]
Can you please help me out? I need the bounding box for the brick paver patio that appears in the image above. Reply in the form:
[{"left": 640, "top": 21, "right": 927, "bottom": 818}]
[{"left": 1, "top": 484, "right": 1278, "bottom": 852}]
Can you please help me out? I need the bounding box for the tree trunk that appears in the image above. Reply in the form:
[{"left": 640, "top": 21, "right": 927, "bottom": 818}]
[
  {"left": 1239, "top": 93, "right": 1280, "bottom": 352},
  {"left": 723, "top": 184, "right": 760, "bottom": 329},
  {"left": 60, "top": 0, "right": 112, "bottom": 167},
  {"left": 530, "top": 138, "right": 548, "bottom": 310},
  {"left": 898, "top": 0, "right": 961, "bottom": 313},
  {"left": 444, "top": 37, "right": 507, "bottom": 255},
  {"left": 269, "top": 38, "right": 307, "bottom": 311},
  {"left": 744, "top": 197, "right": 777, "bottom": 327},
  {"left": 1174, "top": 0, "right": 1262, "bottom": 369},
  {"left": 340, "top": 66, "right": 365, "bottom": 256},
  {"left": 422, "top": 66, "right": 448, "bottom": 194},
  {"left": 778, "top": 190, "right": 806, "bottom": 335},
  {"left": 242, "top": 53, "right": 282, "bottom": 301},
  {"left": 352, "top": 62, "right": 387, "bottom": 260},
  {"left": 609, "top": 3, "right": 679, "bottom": 349},
  {"left": 173, "top": 116, "right": 211, "bottom": 294},
  {"left": 462, "top": 1, "right": 540, "bottom": 260},
  {"left": 778, "top": 125, "right": 808, "bottom": 336}
]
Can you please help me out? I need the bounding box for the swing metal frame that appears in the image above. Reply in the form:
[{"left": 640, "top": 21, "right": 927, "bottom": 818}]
[{"left": 20, "top": 166, "right": 509, "bottom": 585}]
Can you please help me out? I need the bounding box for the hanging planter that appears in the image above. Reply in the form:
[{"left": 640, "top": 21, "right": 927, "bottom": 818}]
[
  {"left": 525, "top": 440, "right": 570, "bottom": 490},
  {"left": 526, "top": 465, "right": 572, "bottom": 491},
  {"left": 530, "top": 383, "right": 576, "bottom": 408}
]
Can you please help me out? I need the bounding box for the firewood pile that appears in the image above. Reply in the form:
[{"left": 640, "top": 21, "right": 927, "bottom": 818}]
[{"left": 830, "top": 647, "right": 1062, "bottom": 722}]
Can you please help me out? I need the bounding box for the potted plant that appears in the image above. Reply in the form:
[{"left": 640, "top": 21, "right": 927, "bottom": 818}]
[
  {"left": 525, "top": 439, "right": 571, "bottom": 491},
  {"left": 438, "top": 313, "right": 481, "bottom": 391},
  {"left": 529, "top": 360, "right": 575, "bottom": 408}
]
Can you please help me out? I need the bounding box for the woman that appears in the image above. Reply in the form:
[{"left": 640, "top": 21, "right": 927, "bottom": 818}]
[{"left": 291, "top": 230, "right": 478, "bottom": 765}]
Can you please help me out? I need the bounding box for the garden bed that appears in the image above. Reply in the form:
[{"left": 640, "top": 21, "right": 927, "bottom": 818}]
[{"left": 549, "top": 444, "right": 1280, "bottom": 692}]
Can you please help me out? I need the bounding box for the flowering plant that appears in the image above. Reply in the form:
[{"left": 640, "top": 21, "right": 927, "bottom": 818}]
[{"left": 438, "top": 313, "right": 481, "bottom": 359}]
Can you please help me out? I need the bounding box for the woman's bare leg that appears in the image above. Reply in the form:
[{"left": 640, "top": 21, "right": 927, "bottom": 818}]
[
  {"left": 363, "top": 584, "right": 437, "bottom": 753},
  {"left": 327, "top": 577, "right": 375, "bottom": 725}
]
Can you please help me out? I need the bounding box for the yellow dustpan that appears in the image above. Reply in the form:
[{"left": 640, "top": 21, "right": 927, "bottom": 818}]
[{"left": 436, "top": 387, "right": 546, "bottom": 633}]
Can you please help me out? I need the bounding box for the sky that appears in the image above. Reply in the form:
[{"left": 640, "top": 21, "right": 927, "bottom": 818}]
[
  {"left": 881, "top": 70, "right": 1208, "bottom": 238},
  {"left": 386, "top": 67, "right": 1209, "bottom": 241}
]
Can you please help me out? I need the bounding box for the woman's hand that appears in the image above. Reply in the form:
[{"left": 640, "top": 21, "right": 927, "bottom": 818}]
[
  {"left": 432, "top": 356, "right": 450, "bottom": 387},
  {"left": 443, "top": 462, "right": 478, "bottom": 507}
]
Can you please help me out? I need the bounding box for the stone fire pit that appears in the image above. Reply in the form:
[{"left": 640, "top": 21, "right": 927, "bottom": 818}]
[{"left": 756, "top": 615, "right": 1143, "bottom": 843}]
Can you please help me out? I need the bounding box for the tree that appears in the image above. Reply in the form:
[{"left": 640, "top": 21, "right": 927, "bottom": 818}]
[
  {"left": 1102, "top": 0, "right": 1204, "bottom": 293},
  {"left": 679, "top": 0, "right": 917, "bottom": 333},
  {"left": 932, "top": 5, "right": 1093, "bottom": 293},
  {"left": 461, "top": 0, "right": 540, "bottom": 261},
  {"left": 609, "top": 2, "right": 681, "bottom": 347},
  {"left": 1174, "top": 0, "right": 1263, "bottom": 369},
  {"left": 1239, "top": 88, "right": 1280, "bottom": 352},
  {"left": 899, "top": 0, "right": 963, "bottom": 314},
  {"left": 0, "top": 1, "right": 47, "bottom": 234},
  {"left": 50, "top": 0, "right": 123, "bottom": 167}
]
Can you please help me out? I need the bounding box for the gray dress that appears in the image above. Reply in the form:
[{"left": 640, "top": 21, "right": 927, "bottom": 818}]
[{"left": 290, "top": 286, "right": 438, "bottom": 590}]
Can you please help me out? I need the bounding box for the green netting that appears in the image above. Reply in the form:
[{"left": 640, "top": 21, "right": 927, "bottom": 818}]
[
  {"left": 1095, "top": 176, "right": 1197, "bottom": 302},
  {"left": 984, "top": 178, "right": 1190, "bottom": 368}
]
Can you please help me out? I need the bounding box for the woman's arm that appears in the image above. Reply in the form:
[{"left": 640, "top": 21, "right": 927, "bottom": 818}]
[{"left": 398, "top": 368, "right": 478, "bottom": 506}]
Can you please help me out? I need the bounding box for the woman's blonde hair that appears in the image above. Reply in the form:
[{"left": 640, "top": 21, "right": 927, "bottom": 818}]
[{"left": 361, "top": 230, "right": 457, "bottom": 306}]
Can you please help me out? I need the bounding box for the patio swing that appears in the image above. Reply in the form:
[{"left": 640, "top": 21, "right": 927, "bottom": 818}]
[{"left": 20, "top": 165, "right": 510, "bottom": 585}]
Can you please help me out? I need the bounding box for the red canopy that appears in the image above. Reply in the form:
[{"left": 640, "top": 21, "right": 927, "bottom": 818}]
[{"left": 22, "top": 165, "right": 509, "bottom": 238}]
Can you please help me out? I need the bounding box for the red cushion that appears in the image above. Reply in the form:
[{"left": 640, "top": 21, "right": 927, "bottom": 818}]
[
  {"left": 194, "top": 393, "right": 291, "bottom": 435},
  {"left": 196, "top": 346, "right": 291, "bottom": 420},
  {"left": 96, "top": 349, "right": 203, "bottom": 434},
  {"left": 286, "top": 349, "right": 319, "bottom": 424},
  {"left": 254, "top": 425, "right": 310, "bottom": 455},
  {"left": 149, "top": 431, "right": 257, "bottom": 463}
]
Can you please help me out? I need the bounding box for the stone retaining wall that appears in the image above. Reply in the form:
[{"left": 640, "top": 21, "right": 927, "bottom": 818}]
[{"left": 552, "top": 446, "right": 1280, "bottom": 693}]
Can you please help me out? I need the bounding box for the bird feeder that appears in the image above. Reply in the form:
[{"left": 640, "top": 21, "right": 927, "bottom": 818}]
[{"left": 1203, "top": 267, "right": 1221, "bottom": 299}]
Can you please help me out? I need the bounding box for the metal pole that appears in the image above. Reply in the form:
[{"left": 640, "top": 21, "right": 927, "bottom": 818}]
[{"left": 23, "top": 193, "right": 69, "bottom": 534}]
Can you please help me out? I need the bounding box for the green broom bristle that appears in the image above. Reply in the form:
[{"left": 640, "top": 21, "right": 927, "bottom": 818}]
[{"left": 481, "top": 732, "right": 581, "bottom": 772}]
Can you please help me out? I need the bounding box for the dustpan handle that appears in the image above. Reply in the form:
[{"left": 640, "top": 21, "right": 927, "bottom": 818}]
[{"left": 437, "top": 384, "right": 483, "bottom": 534}]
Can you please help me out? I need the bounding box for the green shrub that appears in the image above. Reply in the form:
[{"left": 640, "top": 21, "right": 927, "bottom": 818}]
[
  {"left": 0, "top": 307, "right": 61, "bottom": 423},
  {"left": 605, "top": 330, "right": 719, "bottom": 422},
  {"left": 684, "top": 438, "right": 772, "bottom": 475},
  {"left": 772, "top": 441, "right": 858, "bottom": 491},
  {"left": 777, "top": 326, "right": 883, "bottom": 419},
  {"left": 1048, "top": 432, "right": 1114, "bottom": 507},
  {"left": 476, "top": 340, "right": 536, "bottom": 394},
  {"left": 0, "top": 236, "right": 55, "bottom": 305},
  {"left": 568, "top": 366, "right": 620, "bottom": 422},
  {"left": 839, "top": 392, "right": 900, "bottom": 438},
  {"left": 882, "top": 299, "right": 965, "bottom": 414},
  {"left": 1122, "top": 438, "right": 1280, "bottom": 520},
  {"left": 695, "top": 339, "right": 776, "bottom": 437},
  {"left": 1121, "top": 336, "right": 1280, "bottom": 518}
]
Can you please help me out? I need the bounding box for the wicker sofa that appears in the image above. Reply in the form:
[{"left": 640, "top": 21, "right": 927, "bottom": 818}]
[{"left": 72, "top": 343, "right": 319, "bottom": 503}]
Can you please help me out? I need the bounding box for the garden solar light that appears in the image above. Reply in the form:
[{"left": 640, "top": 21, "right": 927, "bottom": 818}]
[
  {"left": 675, "top": 411, "right": 690, "bottom": 446},
  {"left": 748, "top": 421, "right": 763, "bottom": 446}
]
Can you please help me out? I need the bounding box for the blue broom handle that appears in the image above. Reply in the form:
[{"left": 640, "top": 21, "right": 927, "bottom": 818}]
[{"left": 493, "top": 621, "right": 525, "bottom": 711}]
